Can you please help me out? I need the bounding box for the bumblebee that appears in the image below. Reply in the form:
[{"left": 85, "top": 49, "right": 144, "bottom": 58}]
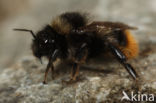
[{"left": 14, "top": 12, "right": 139, "bottom": 84}]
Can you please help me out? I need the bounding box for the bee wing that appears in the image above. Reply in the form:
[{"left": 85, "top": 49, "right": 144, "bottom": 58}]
[
  {"left": 89, "top": 21, "right": 137, "bottom": 30},
  {"left": 78, "top": 21, "right": 137, "bottom": 34}
]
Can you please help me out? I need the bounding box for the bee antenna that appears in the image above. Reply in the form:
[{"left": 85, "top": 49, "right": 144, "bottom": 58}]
[{"left": 13, "top": 28, "right": 36, "bottom": 39}]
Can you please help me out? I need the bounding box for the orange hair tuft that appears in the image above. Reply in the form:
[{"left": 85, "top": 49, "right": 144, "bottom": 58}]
[{"left": 120, "top": 30, "right": 139, "bottom": 59}]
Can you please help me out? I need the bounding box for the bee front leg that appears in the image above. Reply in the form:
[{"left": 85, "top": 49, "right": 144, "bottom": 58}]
[
  {"left": 43, "top": 61, "right": 53, "bottom": 84},
  {"left": 50, "top": 64, "right": 55, "bottom": 80},
  {"left": 43, "top": 49, "right": 59, "bottom": 84},
  {"left": 108, "top": 44, "right": 138, "bottom": 80}
]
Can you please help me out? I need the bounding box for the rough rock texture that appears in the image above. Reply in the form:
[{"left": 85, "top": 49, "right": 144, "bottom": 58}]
[
  {"left": 0, "top": 53, "right": 156, "bottom": 103},
  {"left": 0, "top": 0, "right": 156, "bottom": 103}
]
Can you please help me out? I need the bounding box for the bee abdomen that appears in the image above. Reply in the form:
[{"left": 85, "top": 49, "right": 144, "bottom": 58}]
[{"left": 120, "top": 30, "right": 139, "bottom": 59}]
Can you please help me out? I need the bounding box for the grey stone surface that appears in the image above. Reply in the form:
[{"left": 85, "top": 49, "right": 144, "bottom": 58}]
[{"left": 0, "top": 0, "right": 156, "bottom": 103}]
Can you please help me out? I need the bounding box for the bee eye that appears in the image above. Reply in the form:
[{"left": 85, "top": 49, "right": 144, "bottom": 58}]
[
  {"left": 52, "top": 40, "right": 55, "bottom": 43},
  {"left": 44, "top": 39, "right": 48, "bottom": 43}
]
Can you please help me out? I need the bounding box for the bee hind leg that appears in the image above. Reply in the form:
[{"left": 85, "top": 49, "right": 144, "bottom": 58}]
[{"left": 108, "top": 44, "right": 138, "bottom": 80}]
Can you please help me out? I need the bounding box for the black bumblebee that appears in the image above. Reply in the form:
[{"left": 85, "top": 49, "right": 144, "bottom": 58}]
[{"left": 14, "top": 12, "right": 139, "bottom": 84}]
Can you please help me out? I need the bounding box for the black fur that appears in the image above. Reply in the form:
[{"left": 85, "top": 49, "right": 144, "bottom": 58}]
[
  {"left": 61, "top": 12, "right": 87, "bottom": 28},
  {"left": 113, "top": 30, "right": 127, "bottom": 46},
  {"left": 68, "top": 31, "right": 105, "bottom": 58},
  {"left": 32, "top": 25, "right": 68, "bottom": 60}
]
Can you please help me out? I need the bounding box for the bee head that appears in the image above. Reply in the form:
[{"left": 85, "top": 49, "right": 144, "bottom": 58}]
[
  {"left": 31, "top": 25, "right": 57, "bottom": 59},
  {"left": 14, "top": 25, "right": 58, "bottom": 63}
]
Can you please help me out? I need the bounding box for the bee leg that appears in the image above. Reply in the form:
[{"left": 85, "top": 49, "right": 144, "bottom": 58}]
[
  {"left": 71, "top": 43, "right": 88, "bottom": 81},
  {"left": 70, "top": 63, "right": 80, "bottom": 81},
  {"left": 109, "top": 44, "right": 138, "bottom": 80},
  {"left": 43, "top": 49, "right": 59, "bottom": 84},
  {"left": 63, "top": 43, "right": 88, "bottom": 84},
  {"left": 50, "top": 64, "right": 55, "bottom": 80},
  {"left": 43, "top": 61, "right": 53, "bottom": 84}
]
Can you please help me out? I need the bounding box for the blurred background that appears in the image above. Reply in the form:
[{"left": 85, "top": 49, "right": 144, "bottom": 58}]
[{"left": 0, "top": 0, "right": 156, "bottom": 69}]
